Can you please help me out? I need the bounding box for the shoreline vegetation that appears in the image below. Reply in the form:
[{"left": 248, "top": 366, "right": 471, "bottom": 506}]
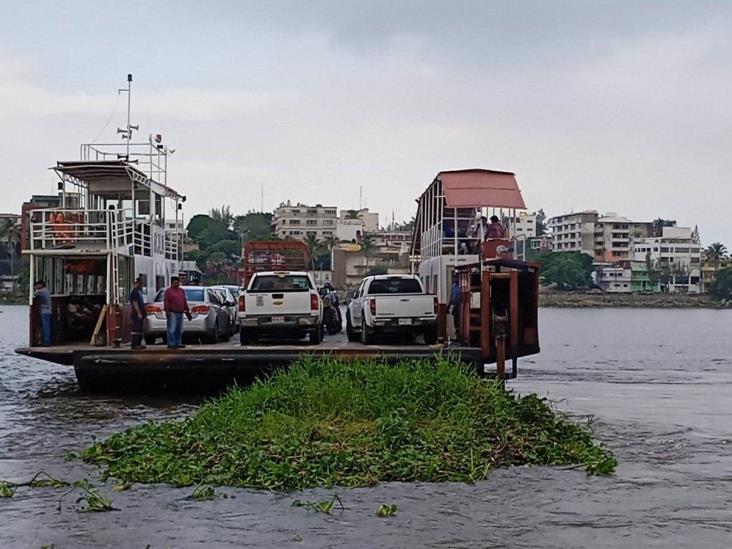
[
  {"left": 81, "top": 357, "right": 616, "bottom": 491},
  {"left": 539, "top": 292, "right": 726, "bottom": 309}
]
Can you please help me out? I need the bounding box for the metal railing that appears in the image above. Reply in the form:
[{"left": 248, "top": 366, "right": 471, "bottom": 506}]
[{"left": 29, "top": 208, "right": 179, "bottom": 259}]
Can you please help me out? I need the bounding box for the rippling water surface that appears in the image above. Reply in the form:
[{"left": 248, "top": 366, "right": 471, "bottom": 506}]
[{"left": 1, "top": 305, "right": 731, "bottom": 548}]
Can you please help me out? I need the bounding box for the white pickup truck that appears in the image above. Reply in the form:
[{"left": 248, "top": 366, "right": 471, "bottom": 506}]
[
  {"left": 346, "top": 274, "right": 438, "bottom": 344},
  {"left": 238, "top": 271, "right": 323, "bottom": 345}
]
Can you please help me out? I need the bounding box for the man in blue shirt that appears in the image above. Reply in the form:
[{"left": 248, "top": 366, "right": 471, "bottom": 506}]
[
  {"left": 448, "top": 275, "right": 461, "bottom": 339},
  {"left": 34, "top": 280, "right": 52, "bottom": 346},
  {"left": 129, "top": 277, "right": 147, "bottom": 349}
]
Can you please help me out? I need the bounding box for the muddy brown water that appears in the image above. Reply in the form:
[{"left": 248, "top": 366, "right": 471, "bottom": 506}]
[{"left": 1, "top": 305, "right": 731, "bottom": 548}]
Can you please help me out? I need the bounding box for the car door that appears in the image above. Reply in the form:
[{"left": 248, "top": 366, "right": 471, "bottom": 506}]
[
  {"left": 206, "top": 289, "right": 224, "bottom": 331},
  {"left": 351, "top": 280, "right": 366, "bottom": 325}
]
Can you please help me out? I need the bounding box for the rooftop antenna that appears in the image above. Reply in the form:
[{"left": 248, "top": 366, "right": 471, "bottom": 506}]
[
  {"left": 260, "top": 182, "right": 264, "bottom": 213},
  {"left": 359, "top": 185, "right": 363, "bottom": 211},
  {"left": 117, "top": 74, "right": 138, "bottom": 159}
]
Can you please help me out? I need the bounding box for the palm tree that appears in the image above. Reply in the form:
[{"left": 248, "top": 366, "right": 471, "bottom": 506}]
[
  {"left": 0, "top": 217, "right": 21, "bottom": 282},
  {"left": 304, "top": 234, "right": 322, "bottom": 271},
  {"left": 360, "top": 232, "right": 376, "bottom": 272},
  {"left": 705, "top": 242, "right": 728, "bottom": 272},
  {"left": 210, "top": 206, "right": 234, "bottom": 230},
  {"left": 344, "top": 209, "right": 360, "bottom": 220}
]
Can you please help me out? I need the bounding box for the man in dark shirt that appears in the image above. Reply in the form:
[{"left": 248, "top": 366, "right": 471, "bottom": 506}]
[
  {"left": 129, "top": 277, "right": 146, "bottom": 349},
  {"left": 163, "top": 277, "right": 191, "bottom": 349},
  {"left": 448, "top": 276, "right": 461, "bottom": 338},
  {"left": 34, "top": 280, "right": 52, "bottom": 346}
]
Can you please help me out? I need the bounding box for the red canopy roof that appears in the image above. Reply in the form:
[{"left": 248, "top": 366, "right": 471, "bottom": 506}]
[{"left": 438, "top": 169, "right": 526, "bottom": 209}]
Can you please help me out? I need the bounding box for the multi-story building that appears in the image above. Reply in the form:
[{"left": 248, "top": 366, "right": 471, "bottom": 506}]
[
  {"left": 593, "top": 262, "right": 633, "bottom": 293},
  {"left": 507, "top": 211, "right": 537, "bottom": 239},
  {"left": 273, "top": 202, "right": 338, "bottom": 241},
  {"left": 631, "top": 226, "right": 702, "bottom": 294},
  {"left": 547, "top": 211, "right": 598, "bottom": 255},
  {"left": 339, "top": 208, "right": 379, "bottom": 233},
  {"left": 593, "top": 214, "right": 652, "bottom": 262}
]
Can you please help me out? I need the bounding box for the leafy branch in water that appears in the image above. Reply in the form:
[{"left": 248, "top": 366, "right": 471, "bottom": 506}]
[
  {"left": 80, "top": 357, "right": 617, "bottom": 490},
  {"left": 292, "top": 494, "right": 344, "bottom": 514},
  {"left": 0, "top": 471, "right": 70, "bottom": 498},
  {"left": 58, "top": 480, "right": 116, "bottom": 513},
  {"left": 376, "top": 503, "right": 398, "bottom": 517}
]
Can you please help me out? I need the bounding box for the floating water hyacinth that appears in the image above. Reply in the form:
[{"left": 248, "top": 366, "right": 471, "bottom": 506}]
[{"left": 82, "top": 357, "right": 617, "bottom": 490}]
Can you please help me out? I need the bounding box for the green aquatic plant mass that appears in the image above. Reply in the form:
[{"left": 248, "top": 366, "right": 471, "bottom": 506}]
[{"left": 82, "top": 357, "right": 616, "bottom": 490}]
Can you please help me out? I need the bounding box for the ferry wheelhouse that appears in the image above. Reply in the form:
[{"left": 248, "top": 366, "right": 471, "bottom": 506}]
[
  {"left": 411, "top": 169, "right": 540, "bottom": 377},
  {"left": 25, "top": 139, "right": 184, "bottom": 347}
]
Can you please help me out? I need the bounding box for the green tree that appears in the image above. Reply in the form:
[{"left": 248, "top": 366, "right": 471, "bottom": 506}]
[
  {"left": 187, "top": 215, "right": 216, "bottom": 241},
  {"left": 535, "top": 209, "right": 546, "bottom": 237},
  {"left": 344, "top": 209, "right": 360, "bottom": 220},
  {"left": 705, "top": 242, "right": 728, "bottom": 272},
  {"left": 233, "top": 212, "right": 273, "bottom": 242},
  {"left": 709, "top": 267, "right": 732, "bottom": 301},
  {"left": 0, "top": 217, "right": 20, "bottom": 279},
  {"left": 535, "top": 251, "right": 593, "bottom": 290},
  {"left": 210, "top": 206, "right": 234, "bottom": 230},
  {"left": 360, "top": 232, "right": 376, "bottom": 272},
  {"left": 304, "top": 234, "right": 322, "bottom": 271}
]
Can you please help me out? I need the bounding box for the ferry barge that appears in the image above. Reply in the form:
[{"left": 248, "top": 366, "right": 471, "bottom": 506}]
[{"left": 14, "top": 81, "right": 538, "bottom": 392}]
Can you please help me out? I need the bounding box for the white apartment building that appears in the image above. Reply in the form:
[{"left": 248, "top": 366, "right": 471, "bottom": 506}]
[
  {"left": 339, "top": 208, "right": 379, "bottom": 232},
  {"left": 507, "top": 211, "right": 537, "bottom": 238},
  {"left": 632, "top": 226, "right": 702, "bottom": 294},
  {"left": 273, "top": 202, "right": 338, "bottom": 240},
  {"left": 336, "top": 219, "right": 364, "bottom": 243},
  {"left": 593, "top": 263, "right": 633, "bottom": 293},
  {"left": 547, "top": 211, "right": 598, "bottom": 255}
]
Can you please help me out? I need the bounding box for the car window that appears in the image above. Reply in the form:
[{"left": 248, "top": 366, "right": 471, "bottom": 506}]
[
  {"left": 208, "top": 290, "right": 221, "bottom": 305},
  {"left": 367, "top": 278, "right": 422, "bottom": 294},
  {"left": 250, "top": 275, "right": 311, "bottom": 292},
  {"left": 184, "top": 288, "right": 205, "bottom": 302}
]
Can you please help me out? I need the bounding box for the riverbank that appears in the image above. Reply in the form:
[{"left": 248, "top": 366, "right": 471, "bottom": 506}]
[{"left": 540, "top": 292, "right": 724, "bottom": 308}]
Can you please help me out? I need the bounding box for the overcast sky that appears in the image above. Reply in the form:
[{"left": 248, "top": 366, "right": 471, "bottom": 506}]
[{"left": 0, "top": 1, "right": 730, "bottom": 244}]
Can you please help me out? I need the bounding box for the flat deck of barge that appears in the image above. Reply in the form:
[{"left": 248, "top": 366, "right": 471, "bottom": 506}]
[{"left": 16, "top": 335, "right": 483, "bottom": 392}]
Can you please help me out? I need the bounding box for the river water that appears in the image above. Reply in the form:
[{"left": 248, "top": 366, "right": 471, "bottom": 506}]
[{"left": 1, "top": 305, "right": 731, "bottom": 548}]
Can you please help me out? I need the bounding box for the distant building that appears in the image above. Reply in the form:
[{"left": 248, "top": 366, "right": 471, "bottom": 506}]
[
  {"left": 339, "top": 208, "right": 379, "bottom": 232},
  {"left": 631, "top": 226, "right": 702, "bottom": 294},
  {"left": 507, "top": 211, "right": 537, "bottom": 239},
  {"left": 273, "top": 202, "right": 338, "bottom": 241},
  {"left": 547, "top": 211, "right": 598, "bottom": 255},
  {"left": 593, "top": 214, "right": 652, "bottom": 262},
  {"left": 593, "top": 262, "right": 633, "bottom": 293}
]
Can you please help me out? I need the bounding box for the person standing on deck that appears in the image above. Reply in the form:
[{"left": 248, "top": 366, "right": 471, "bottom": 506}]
[
  {"left": 487, "top": 215, "right": 506, "bottom": 239},
  {"left": 129, "top": 277, "right": 146, "bottom": 350},
  {"left": 448, "top": 275, "right": 461, "bottom": 339},
  {"left": 163, "top": 277, "right": 192, "bottom": 349},
  {"left": 34, "top": 280, "right": 52, "bottom": 346}
]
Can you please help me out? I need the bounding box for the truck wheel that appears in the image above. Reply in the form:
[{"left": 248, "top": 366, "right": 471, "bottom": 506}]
[
  {"left": 309, "top": 326, "right": 322, "bottom": 345},
  {"left": 361, "top": 318, "right": 373, "bottom": 345},
  {"left": 240, "top": 327, "right": 251, "bottom": 345},
  {"left": 424, "top": 326, "right": 438, "bottom": 345},
  {"left": 346, "top": 312, "right": 357, "bottom": 342}
]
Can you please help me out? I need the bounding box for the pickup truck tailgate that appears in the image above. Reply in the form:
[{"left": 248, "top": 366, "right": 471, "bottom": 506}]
[
  {"left": 246, "top": 291, "right": 312, "bottom": 315},
  {"left": 372, "top": 295, "right": 435, "bottom": 317}
]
